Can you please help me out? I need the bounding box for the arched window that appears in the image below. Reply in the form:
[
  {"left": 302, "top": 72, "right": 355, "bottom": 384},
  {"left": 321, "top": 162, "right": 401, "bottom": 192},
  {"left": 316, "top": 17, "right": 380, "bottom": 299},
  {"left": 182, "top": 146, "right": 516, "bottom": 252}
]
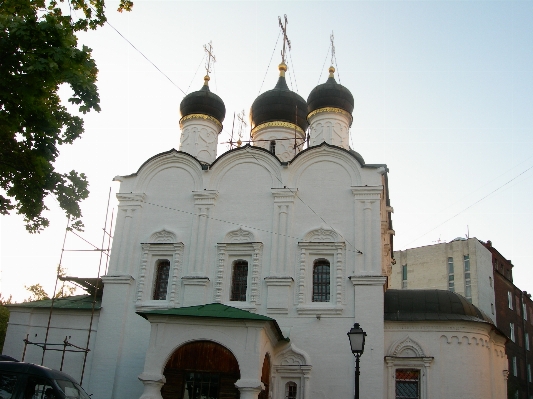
[
  {"left": 231, "top": 260, "right": 248, "bottom": 301},
  {"left": 153, "top": 259, "right": 170, "bottom": 300},
  {"left": 285, "top": 381, "right": 297, "bottom": 399},
  {"left": 270, "top": 140, "right": 276, "bottom": 154},
  {"left": 312, "top": 258, "right": 330, "bottom": 302}
]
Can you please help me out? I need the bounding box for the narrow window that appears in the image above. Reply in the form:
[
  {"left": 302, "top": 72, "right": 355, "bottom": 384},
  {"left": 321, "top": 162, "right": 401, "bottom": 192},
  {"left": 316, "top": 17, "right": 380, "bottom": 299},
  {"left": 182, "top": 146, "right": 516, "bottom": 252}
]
[
  {"left": 312, "top": 258, "right": 330, "bottom": 302},
  {"left": 231, "top": 260, "right": 248, "bottom": 301},
  {"left": 464, "top": 255, "right": 471, "bottom": 302},
  {"left": 528, "top": 364, "right": 532, "bottom": 383},
  {"left": 527, "top": 333, "right": 530, "bottom": 351},
  {"left": 395, "top": 369, "right": 420, "bottom": 399},
  {"left": 270, "top": 140, "right": 276, "bottom": 154},
  {"left": 401, "top": 265, "right": 408, "bottom": 289},
  {"left": 285, "top": 382, "right": 297, "bottom": 399},
  {"left": 508, "top": 291, "right": 513, "bottom": 309},
  {"left": 523, "top": 303, "right": 527, "bottom": 321},
  {"left": 447, "top": 257, "right": 454, "bottom": 292},
  {"left": 513, "top": 356, "right": 517, "bottom": 377},
  {"left": 153, "top": 260, "right": 170, "bottom": 300},
  {"left": 510, "top": 323, "right": 515, "bottom": 342}
]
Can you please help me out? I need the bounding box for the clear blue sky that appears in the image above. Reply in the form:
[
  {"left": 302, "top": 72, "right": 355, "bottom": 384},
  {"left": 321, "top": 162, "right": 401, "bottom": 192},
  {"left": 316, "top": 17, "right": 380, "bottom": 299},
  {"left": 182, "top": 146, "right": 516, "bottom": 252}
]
[{"left": 1, "top": 1, "right": 532, "bottom": 302}]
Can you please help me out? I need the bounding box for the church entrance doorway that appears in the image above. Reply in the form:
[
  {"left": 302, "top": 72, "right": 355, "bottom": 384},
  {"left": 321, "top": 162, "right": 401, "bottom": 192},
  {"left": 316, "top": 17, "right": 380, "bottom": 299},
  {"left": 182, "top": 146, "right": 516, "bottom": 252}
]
[{"left": 161, "top": 340, "right": 241, "bottom": 399}]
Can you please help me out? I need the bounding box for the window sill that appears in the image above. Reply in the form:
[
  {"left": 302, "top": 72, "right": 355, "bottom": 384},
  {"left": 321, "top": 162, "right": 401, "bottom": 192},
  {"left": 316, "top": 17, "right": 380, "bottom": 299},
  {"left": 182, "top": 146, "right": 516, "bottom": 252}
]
[{"left": 296, "top": 304, "right": 343, "bottom": 315}]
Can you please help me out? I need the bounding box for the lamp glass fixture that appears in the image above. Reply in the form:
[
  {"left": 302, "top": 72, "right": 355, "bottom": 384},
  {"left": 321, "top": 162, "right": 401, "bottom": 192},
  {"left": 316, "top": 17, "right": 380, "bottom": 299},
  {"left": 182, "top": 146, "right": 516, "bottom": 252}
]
[{"left": 347, "top": 323, "right": 366, "bottom": 354}]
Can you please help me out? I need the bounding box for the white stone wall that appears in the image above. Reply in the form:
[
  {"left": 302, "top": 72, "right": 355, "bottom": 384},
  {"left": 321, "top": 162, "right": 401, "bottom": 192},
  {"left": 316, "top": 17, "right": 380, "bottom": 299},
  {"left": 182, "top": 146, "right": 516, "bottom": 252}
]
[
  {"left": 392, "top": 238, "right": 496, "bottom": 320},
  {"left": 3, "top": 307, "right": 99, "bottom": 386},
  {"left": 97, "top": 143, "right": 388, "bottom": 399},
  {"left": 384, "top": 320, "right": 508, "bottom": 399}
]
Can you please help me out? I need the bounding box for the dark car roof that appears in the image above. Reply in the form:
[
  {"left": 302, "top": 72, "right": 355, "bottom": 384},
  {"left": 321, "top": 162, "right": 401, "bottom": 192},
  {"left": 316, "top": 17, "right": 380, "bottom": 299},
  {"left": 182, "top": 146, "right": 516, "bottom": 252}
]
[{"left": 0, "top": 362, "right": 78, "bottom": 383}]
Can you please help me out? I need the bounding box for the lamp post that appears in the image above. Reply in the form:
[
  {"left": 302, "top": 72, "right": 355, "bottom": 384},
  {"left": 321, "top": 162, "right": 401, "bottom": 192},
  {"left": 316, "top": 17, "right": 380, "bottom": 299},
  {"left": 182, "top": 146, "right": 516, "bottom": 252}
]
[{"left": 347, "top": 323, "right": 366, "bottom": 399}]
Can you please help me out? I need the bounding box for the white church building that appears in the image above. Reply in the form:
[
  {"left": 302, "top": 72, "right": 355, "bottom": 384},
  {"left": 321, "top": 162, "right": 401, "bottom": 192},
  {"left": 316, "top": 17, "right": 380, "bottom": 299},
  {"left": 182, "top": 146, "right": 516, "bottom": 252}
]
[{"left": 4, "top": 57, "right": 509, "bottom": 399}]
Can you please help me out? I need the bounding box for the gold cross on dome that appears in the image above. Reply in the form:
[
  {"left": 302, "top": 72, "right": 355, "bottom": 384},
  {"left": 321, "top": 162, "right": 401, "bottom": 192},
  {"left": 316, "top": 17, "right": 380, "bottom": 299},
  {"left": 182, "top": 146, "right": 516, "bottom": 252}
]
[
  {"left": 236, "top": 110, "right": 247, "bottom": 147},
  {"left": 203, "top": 41, "right": 216, "bottom": 76},
  {"left": 278, "top": 14, "right": 291, "bottom": 64}
]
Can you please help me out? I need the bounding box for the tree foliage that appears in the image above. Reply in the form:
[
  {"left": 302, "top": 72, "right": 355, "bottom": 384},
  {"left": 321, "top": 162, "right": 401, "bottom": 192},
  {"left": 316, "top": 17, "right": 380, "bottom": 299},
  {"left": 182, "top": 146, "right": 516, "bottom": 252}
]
[
  {"left": 0, "top": 0, "right": 132, "bottom": 232},
  {"left": 24, "top": 266, "right": 76, "bottom": 302},
  {"left": 0, "top": 294, "right": 13, "bottom": 353}
]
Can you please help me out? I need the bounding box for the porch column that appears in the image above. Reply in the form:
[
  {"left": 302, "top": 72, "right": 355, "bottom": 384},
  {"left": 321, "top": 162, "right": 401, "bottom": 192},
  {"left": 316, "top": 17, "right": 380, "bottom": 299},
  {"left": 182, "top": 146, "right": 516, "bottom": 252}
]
[
  {"left": 138, "top": 373, "right": 165, "bottom": 399},
  {"left": 235, "top": 379, "right": 264, "bottom": 399}
]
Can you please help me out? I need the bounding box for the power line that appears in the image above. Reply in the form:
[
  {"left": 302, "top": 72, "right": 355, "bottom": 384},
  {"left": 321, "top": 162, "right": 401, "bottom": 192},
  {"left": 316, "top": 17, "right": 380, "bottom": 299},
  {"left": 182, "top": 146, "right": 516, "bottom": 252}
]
[
  {"left": 404, "top": 163, "right": 533, "bottom": 247},
  {"left": 258, "top": 31, "right": 281, "bottom": 95},
  {"left": 104, "top": 19, "right": 186, "bottom": 95}
]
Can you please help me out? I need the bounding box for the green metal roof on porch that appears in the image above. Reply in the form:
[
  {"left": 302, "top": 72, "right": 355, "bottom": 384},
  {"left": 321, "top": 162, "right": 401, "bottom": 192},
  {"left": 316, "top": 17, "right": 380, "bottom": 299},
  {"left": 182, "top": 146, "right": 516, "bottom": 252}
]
[
  {"left": 7, "top": 295, "right": 101, "bottom": 310},
  {"left": 137, "top": 303, "right": 288, "bottom": 341}
]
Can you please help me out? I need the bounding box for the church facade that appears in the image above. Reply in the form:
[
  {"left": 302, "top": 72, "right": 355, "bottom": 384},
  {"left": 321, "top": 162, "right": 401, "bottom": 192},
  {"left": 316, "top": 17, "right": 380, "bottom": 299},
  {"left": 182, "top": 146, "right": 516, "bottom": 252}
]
[{"left": 4, "top": 59, "right": 509, "bottom": 399}]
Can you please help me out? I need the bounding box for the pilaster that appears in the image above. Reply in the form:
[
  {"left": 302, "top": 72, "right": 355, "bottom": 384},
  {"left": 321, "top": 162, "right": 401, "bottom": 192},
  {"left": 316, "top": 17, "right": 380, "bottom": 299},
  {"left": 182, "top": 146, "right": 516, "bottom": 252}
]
[
  {"left": 352, "top": 187, "right": 382, "bottom": 275},
  {"left": 111, "top": 193, "right": 146, "bottom": 275}
]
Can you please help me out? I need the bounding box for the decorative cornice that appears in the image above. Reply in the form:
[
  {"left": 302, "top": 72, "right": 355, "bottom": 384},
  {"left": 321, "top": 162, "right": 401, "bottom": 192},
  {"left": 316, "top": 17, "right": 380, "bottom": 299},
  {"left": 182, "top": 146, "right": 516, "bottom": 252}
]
[
  {"left": 349, "top": 275, "right": 387, "bottom": 286},
  {"left": 102, "top": 275, "right": 135, "bottom": 285},
  {"left": 179, "top": 113, "right": 223, "bottom": 132},
  {"left": 116, "top": 192, "right": 147, "bottom": 204},
  {"left": 251, "top": 121, "right": 305, "bottom": 137},
  {"left": 351, "top": 186, "right": 383, "bottom": 200},
  {"left": 271, "top": 188, "right": 298, "bottom": 202},
  {"left": 193, "top": 190, "right": 219, "bottom": 205},
  {"left": 307, "top": 107, "right": 352, "bottom": 121}
]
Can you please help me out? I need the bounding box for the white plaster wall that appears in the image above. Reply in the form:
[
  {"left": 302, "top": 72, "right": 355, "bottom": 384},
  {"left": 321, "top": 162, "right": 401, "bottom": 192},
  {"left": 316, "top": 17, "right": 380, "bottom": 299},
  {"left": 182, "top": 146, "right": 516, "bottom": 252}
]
[
  {"left": 308, "top": 111, "right": 351, "bottom": 149},
  {"left": 3, "top": 308, "right": 99, "bottom": 387},
  {"left": 392, "top": 238, "right": 495, "bottom": 319},
  {"left": 0, "top": 144, "right": 385, "bottom": 399},
  {"left": 384, "top": 321, "right": 507, "bottom": 399}
]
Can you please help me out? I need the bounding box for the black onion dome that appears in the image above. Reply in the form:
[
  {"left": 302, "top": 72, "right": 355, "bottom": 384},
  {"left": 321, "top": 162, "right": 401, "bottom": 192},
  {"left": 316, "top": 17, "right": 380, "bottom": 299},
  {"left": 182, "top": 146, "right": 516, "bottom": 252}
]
[
  {"left": 307, "top": 67, "right": 354, "bottom": 116},
  {"left": 250, "top": 67, "right": 308, "bottom": 132},
  {"left": 180, "top": 77, "right": 226, "bottom": 124}
]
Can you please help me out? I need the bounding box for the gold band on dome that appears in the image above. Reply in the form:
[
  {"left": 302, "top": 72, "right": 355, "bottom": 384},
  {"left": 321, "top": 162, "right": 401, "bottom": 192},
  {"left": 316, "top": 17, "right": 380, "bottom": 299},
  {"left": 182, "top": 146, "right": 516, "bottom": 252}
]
[
  {"left": 179, "top": 114, "right": 223, "bottom": 132},
  {"left": 251, "top": 121, "right": 305, "bottom": 137},
  {"left": 307, "top": 107, "right": 352, "bottom": 122}
]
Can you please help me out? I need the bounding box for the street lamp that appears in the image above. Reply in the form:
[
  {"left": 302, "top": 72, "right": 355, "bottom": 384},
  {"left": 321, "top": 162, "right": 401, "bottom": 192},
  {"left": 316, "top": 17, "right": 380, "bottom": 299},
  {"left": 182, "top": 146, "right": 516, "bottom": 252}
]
[{"left": 347, "top": 323, "right": 366, "bottom": 399}]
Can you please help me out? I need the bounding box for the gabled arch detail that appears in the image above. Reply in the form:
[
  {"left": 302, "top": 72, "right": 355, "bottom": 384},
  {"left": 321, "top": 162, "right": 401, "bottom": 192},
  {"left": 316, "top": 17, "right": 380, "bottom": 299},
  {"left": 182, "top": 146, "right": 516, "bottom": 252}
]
[
  {"left": 274, "top": 343, "right": 311, "bottom": 366},
  {"left": 148, "top": 229, "right": 177, "bottom": 243},
  {"left": 388, "top": 336, "right": 427, "bottom": 358},
  {"left": 303, "top": 227, "right": 340, "bottom": 243},
  {"left": 224, "top": 227, "right": 256, "bottom": 243}
]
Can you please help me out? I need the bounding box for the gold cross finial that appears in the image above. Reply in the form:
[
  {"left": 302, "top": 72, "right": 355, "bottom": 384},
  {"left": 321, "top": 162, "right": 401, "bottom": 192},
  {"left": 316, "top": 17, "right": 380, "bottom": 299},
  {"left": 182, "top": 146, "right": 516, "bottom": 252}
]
[
  {"left": 236, "top": 110, "right": 247, "bottom": 147},
  {"left": 203, "top": 41, "right": 216, "bottom": 77},
  {"left": 278, "top": 15, "right": 291, "bottom": 64}
]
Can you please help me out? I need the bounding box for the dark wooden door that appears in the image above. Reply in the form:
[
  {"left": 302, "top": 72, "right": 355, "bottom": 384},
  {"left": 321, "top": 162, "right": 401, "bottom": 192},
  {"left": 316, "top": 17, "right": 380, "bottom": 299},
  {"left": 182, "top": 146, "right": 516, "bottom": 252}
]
[{"left": 161, "top": 341, "right": 240, "bottom": 399}]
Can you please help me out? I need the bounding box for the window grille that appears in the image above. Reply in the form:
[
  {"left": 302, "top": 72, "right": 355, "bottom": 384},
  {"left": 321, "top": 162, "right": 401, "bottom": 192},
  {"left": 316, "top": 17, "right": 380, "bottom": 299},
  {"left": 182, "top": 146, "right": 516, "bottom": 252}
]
[
  {"left": 270, "top": 140, "right": 276, "bottom": 154},
  {"left": 447, "top": 257, "right": 454, "bottom": 292},
  {"left": 401, "top": 265, "right": 407, "bottom": 289},
  {"left": 153, "top": 260, "right": 170, "bottom": 300},
  {"left": 285, "top": 382, "right": 297, "bottom": 399},
  {"left": 183, "top": 372, "right": 220, "bottom": 399},
  {"left": 312, "top": 258, "right": 330, "bottom": 302},
  {"left": 230, "top": 260, "right": 248, "bottom": 302},
  {"left": 395, "top": 369, "right": 420, "bottom": 399},
  {"left": 463, "top": 255, "right": 471, "bottom": 302}
]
